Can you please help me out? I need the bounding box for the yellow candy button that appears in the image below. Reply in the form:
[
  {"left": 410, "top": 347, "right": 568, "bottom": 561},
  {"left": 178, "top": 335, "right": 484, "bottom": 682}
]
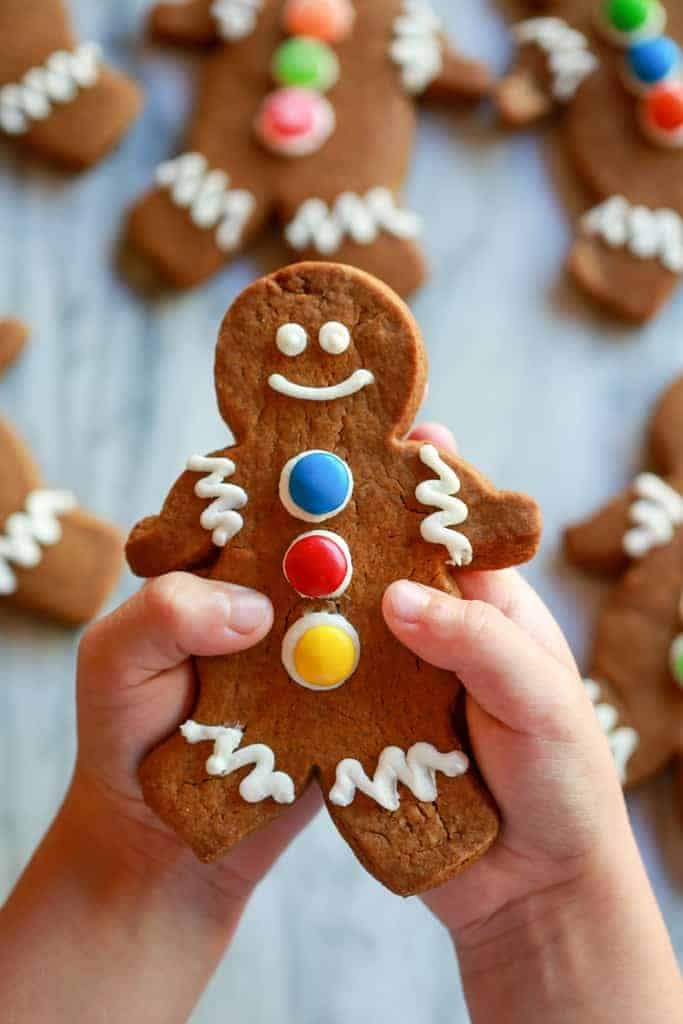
[{"left": 282, "top": 612, "right": 360, "bottom": 691}]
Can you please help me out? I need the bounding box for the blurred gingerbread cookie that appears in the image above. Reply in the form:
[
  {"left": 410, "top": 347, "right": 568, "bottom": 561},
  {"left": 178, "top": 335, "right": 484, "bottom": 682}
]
[
  {"left": 0, "top": 326, "right": 123, "bottom": 624},
  {"left": 125, "top": 0, "right": 490, "bottom": 297},
  {"left": 126, "top": 262, "right": 542, "bottom": 895},
  {"left": 0, "top": 317, "right": 28, "bottom": 375},
  {"left": 0, "top": 0, "right": 141, "bottom": 170},
  {"left": 497, "top": 0, "right": 683, "bottom": 322},
  {"left": 566, "top": 372, "right": 683, "bottom": 795}
]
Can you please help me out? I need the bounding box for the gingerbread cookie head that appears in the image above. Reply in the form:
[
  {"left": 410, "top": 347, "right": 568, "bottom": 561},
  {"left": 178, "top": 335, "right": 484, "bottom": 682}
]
[
  {"left": 126, "top": 0, "right": 491, "bottom": 299},
  {"left": 127, "top": 262, "right": 543, "bottom": 896},
  {"left": 0, "top": 0, "right": 141, "bottom": 170},
  {"left": 566, "top": 372, "right": 683, "bottom": 796},
  {"left": 0, "top": 324, "right": 124, "bottom": 624},
  {"left": 496, "top": 0, "right": 683, "bottom": 321}
]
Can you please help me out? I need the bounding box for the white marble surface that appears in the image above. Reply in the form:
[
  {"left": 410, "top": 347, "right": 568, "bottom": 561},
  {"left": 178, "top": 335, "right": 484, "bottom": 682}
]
[{"left": 0, "top": 2, "right": 681, "bottom": 1021}]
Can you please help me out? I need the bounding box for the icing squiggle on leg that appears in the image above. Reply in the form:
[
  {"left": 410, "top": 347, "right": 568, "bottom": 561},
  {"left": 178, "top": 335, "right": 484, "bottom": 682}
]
[
  {"left": 0, "top": 490, "right": 77, "bottom": 596},
  {"left": 329, "top": 743, "right": 469, "bottom": 811},
  {"left": 181, "top": 722, "right": 295, "bottom": 804}
]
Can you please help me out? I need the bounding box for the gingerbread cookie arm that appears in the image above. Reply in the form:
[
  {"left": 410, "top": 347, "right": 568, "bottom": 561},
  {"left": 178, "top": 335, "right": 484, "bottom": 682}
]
[
  {"left": 0, "top": 318, "right": 29, "bottom": 377},
  {"left": 422, "top": 45, "right": 492, "bottom": 102},
  {"left": 565, "top": 490, "right": 634, "bottom": 577},
  {"left": 126, "top": 450, "right": 247, "bottom": 578},
  {"left": 406, "top": 443, "right": 542, "bottom": 573}
]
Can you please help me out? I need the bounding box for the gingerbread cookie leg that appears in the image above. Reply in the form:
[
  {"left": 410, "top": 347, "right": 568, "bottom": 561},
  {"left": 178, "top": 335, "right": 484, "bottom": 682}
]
[
  {"left": 569, "top": 198, "right": 681, "bottom": 323},
  {"left": 281, "top": 191, "right": 427, "bottom": 299},
  {"left": 424, "top": 44, "right": 492, "bottom": 102},
  {"left": 0, "top": 0, "right": 141, "bottom": 170},
  {"left": 0, "top": 318, "right": 28, "bottom": 376},
  {"left": 126, "top": 153, "right": 271, "bottom": 289}
]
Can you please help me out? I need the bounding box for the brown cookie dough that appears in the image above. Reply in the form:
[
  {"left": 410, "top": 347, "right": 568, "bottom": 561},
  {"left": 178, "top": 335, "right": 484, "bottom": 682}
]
[
  {"left": 0, "top": 318, "right": 28, "bottom": 375},
  {"left": 0, "top": 331, "right": 123, "bottom": 625},
  {"left": 126, "top": 262, "right": 542, "bottom": 896},
  {"left": 566, "top": 372, "right": 683, "bottom": 798},
  {"left": 496, "top": 0, "right": 683, "bottom": 322},
  {"left": 125, "top": 0, "right": 490, "bottom": 298},
  {"left": 0, "top": 0, "right": 142, "bottom": 170}
]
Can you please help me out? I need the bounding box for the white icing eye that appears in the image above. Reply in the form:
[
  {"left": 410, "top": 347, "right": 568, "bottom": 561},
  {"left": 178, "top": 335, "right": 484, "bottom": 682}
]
[
  {"left": 319, "top": 321, "right": 351, "bottom": 355},
  {"left": 276, "top": 323, "right": 308, "bottom": 356}
]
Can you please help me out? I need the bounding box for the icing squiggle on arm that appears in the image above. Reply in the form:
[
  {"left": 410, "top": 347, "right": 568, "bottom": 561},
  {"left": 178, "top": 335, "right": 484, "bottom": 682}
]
[
  {"left": 181, "top": 722, "right": 295, "bottom": 803},
  {"left": 285, "top": 188, "right": 421, "bottom": 255},
  {"left": 415, "top": 444, "right": 472, "bottom": 567},
  {"left": 623, "top": 473, "right": 683, "bottom": 558},
  {"left": 584, "top": 679, "right": 639, "bottom": 783},
  {"left": 187, "top": 455, "right": 248, "bottom": 547},
  {"left": 0, "top": 490, "right": 77, "bottom": 596},
  {"left": 390, "top": 0, "right": 443, "bottom": 95},
  {"left": 514, "top": 18, "right": 598, "bottom": 102},
  {"left": 329, "top": 743, "right": 469, "bottom": 811}
]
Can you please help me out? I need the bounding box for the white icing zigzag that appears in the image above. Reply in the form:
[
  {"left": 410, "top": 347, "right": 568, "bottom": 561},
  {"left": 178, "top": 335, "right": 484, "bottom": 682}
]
[
  {"left": 581, "top": 196, "right": 683, "bottom": 274},
  {"left": 181, "top": 721, "right": 295, "bottom": 804},
  {"left": 187, "top": 455, "right": 248, "bottom": 547},
  {"left": 211, "top": 0, "right": 263, "bottom": 40},
  {"left": 0, "top": 490, "right": 77, "bottom": 596},
  {"left": 584, "top": 679, "right": 639, "bottom": 783},
  {"left": 0, "top": 43, "right": 102, "bottom": 136},
  {"left": 330, "top": 743, "right": 469, "bottom": 811},
  {"left": 623, "top": 473, "right": 683, "bottom": 558},
  {"left": 514, "top": 18, "right": 598, "bottom": 102},
  {"left": 415, "top": 444, "right": 472, "bottom": 567},
  {"left": 390, "top": 0, "right": 443, "bottom": 95},
  {"left": 285, "top": 188, "right": 421, "bottom": 255},
  {"left": 156, "top": 153, "right": 256, "bottom": 252}
]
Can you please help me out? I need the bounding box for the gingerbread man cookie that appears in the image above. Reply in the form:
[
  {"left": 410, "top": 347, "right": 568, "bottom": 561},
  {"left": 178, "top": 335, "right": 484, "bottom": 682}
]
[
  {"left": 566, "top": 372, "right": 683, "bottom": 797},
  {"left": 0, "top": 329, "right": 124, "bottom": 624},
  {"left": 0, "top": 0, "right": 141, "bottom": 170},
  {"left": 496, "top": 0, "right": 683, "bottom": 322},
  {"left": 0, "top": 317, "right": 28, "bottom": 376},
  {"left": 125, "top": 0, "right": 490, "bottom": 298},
  {"left": 126, "top": 262, "right": 542, "bottom": 895}
]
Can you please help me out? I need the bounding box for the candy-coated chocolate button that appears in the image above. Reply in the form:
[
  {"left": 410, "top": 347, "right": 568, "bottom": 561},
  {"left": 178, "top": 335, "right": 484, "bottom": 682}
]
[
  {"left": 280, "top": 450, "right": 353, "bottom": 522},
  {"left": 670, "top": 634, "right": 683, "bottom": 688},
  {"left": 626, "top": 36, "right": 680, "bottom": 91},
  {"left": 283, "top": 530, "right": 352, "bottom": 598},
  {"left": 272, "top": 37, "right": 340, "bottom": 93},
  {"left": 282, "top": 612, "right": 360, "bottom": 690},
  {"left": 254, "top": 87, "right": 335, "bottom": 157},
  {"left": 282, "top": 0, "right": 355, "bottom": 44},
  {"left": 606, "top": 0, "right": 652, "bottom": 32},
  {"left": 641, "top": 81, "right": 683, "bottom": 146}
]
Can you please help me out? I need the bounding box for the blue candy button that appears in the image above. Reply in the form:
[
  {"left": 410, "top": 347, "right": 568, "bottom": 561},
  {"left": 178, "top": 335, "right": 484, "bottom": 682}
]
[
  {"left": 627, "top": 36, "right": 679, "bottom": 85},
  {"left": 280, "top": 450, "right": 353, "bottom": 522}
]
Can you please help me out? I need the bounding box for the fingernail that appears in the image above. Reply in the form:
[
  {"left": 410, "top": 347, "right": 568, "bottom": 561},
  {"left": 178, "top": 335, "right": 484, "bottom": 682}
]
[
  {"left": 216, "top": 587, "right": 272, "bottom": 635},
  {"left": 388, "top": 580, "right": 430, "bottom": 624}
]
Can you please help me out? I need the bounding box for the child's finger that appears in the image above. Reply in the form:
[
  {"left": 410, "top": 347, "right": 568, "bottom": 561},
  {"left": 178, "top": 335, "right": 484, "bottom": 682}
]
[
  {"left": 383, "top": 580, "right": 581, "bottom": 739},
  {"left": 456, "top": 569, "right": 577, "bottom": 672},
  {"left": 79, "top": 573, "right": 273, "bottom": 691},
  {"left": 406, "top": 421, "right": 458, "bottom": 452}
]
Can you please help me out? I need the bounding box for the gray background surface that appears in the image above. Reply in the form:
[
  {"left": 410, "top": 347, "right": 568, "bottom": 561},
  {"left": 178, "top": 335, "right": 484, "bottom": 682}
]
[{"left": 0, "top": 2, "right": 681, "bottom": 1021}]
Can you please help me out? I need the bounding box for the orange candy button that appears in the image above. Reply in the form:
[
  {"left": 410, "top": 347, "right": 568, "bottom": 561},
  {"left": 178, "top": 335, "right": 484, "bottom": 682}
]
[{"left": 282, "top": 0, "right": 355, "bottom": 44}]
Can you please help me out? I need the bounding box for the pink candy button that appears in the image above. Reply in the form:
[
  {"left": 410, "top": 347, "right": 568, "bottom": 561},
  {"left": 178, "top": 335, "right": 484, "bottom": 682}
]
[{"left": 254, "top": 87, "right": 335, "bottom": 157}]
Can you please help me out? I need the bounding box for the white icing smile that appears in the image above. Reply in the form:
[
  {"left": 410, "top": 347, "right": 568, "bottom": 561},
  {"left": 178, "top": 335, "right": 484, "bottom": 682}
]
[{"left": 268, "top": 368, "right": 374, "bottom": 401}]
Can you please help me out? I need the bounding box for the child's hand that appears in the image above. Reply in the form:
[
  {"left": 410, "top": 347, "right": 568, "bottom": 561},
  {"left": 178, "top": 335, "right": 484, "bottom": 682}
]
[
  {"left": 72, "top": 573, "right": 321, "bottom": 895},
  {"left": 383, "top": 424, "right": 682, "bottom": 1024}
]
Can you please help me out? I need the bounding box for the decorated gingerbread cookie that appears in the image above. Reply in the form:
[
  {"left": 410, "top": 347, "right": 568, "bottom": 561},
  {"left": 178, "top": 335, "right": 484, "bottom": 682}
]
[
  {"left": 0, "top": 330, "right": 124, "bottom": 624},
  {"left": 565, "top": 372, "right": 683, "bottom": 795},
  {"left": 0, "top": 317, "right": 28, "bottom": 376},
  {"left": 125, "top": 0, "right": 490, "bottom": 298},
  {"left": 0, "top": 0, "right": 141, "bottom": 170},
  {"left": 496, "top": 0, "right": 683, "bottom": 322},
  {"left": 126, "top": 262, "right": 542, "bottom": 895}
]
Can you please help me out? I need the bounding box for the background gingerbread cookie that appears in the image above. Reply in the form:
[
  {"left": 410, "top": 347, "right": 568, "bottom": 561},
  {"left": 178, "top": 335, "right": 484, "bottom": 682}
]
[
  {"left": 496, "top": 0, "right": 683, "bottom": 322},
  {"left": 566, "top": 372, "right": 683, "bottom": 805},
  {"left": 127, "top": 262, "right": 542, "bottom": 895},
  {"left": 0, "top": 0, "right": 141, "bottom": 170},
  {"left": 0, "top": 318, "right": 28, "bottom": 375},
  {"left": 125, "top": 0, "right": 490, "bottom": 297},
  {"left": 0, "top": 330, "right": 124, "bottom": 625}
]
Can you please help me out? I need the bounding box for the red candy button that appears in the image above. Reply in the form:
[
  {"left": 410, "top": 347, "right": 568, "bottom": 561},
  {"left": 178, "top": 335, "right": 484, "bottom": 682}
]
[
  {"left": 283, "top": 530, "right": 352, "bottom": 598},
  {"left": 643, "top": 81, "right": 683, "bottom": 135}
]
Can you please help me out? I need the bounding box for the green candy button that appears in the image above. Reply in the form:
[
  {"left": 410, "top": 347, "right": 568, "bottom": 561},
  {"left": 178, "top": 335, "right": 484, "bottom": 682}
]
[
  {"left": 605, "top": 0, "right": 653, "bottom": 32},
  {"left": 272, "top": 37, "right": 339, "bottom": 93},
  {"left": 670, "top": 634, "right": 683, "bottom": 688}
]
